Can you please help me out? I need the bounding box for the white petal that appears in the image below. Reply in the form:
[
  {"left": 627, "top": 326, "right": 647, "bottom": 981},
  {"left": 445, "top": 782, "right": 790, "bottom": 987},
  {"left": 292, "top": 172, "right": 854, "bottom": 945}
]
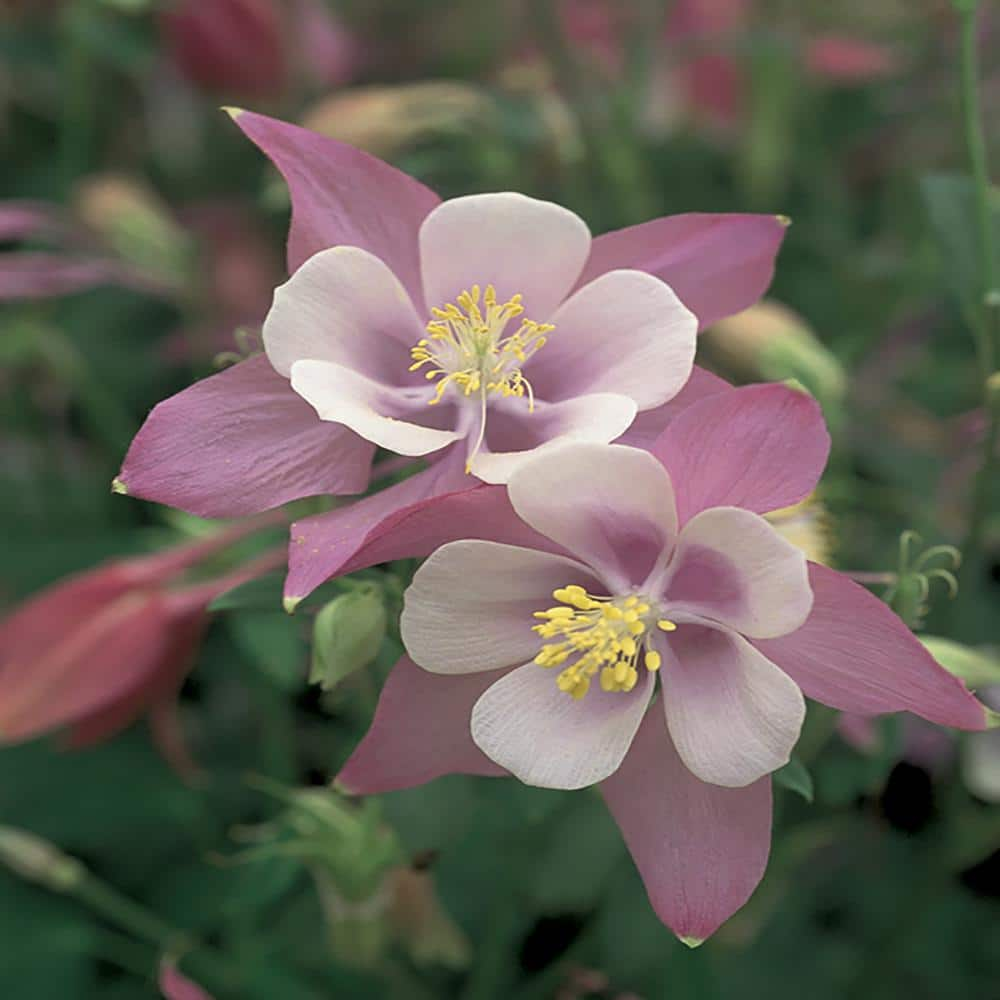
[
  {"left": 662, "top": 507, "right": 812, "bottom": 638},
  {"left": 527, "top": 270, "right": 697, "bottom": 409},
  {"left": 659, "top": 626, "right": 806, "bottom": 787},
  {"left": 264, "top": 246, "right": 422, "bottom": 381},
  {"left": 471, "top": 663, "right": 654, "bottom": 789},
  {"left": 291, "top": 360, "right": 462, "bottom": 456},
  {"left": 401, "top": 541, "right": 599, "bottom": 675},
  {"left": 419, "top": 193, "right": 591, "bottom": 321},
  {"left": 506, "top": 442, "right": 677, "bottom": 591},
  {"left": 468, "top": 392, "right": 638, "bottom": 484}
]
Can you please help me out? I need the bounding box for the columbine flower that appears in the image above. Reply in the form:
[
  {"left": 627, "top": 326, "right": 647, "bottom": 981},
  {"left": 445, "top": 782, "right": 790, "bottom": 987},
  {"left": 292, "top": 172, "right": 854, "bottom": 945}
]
[
  {"left": 0, "top": 527, "right": 281, "bottom": 760},
  {"left": 338, "top": 384, "right": 987, "bottom": 942},
  {"left": 115, "top": 112, "right": 786, "bottom": 604},
  {"left": 262, "top": 190, "right": 697, "bottom": 482}
]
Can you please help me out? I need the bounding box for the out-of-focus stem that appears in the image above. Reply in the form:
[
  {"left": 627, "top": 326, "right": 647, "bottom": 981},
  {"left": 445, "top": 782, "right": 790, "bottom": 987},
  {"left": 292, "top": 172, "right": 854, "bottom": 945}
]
[{"left": 955, "top": 1, "right": 1000, "bottom": 560}]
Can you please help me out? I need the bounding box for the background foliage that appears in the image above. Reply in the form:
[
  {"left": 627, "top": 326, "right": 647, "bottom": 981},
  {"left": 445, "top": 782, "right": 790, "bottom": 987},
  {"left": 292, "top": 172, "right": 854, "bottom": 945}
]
[{"left": 1, "top": 1, "right": 998, "bottom": 997}]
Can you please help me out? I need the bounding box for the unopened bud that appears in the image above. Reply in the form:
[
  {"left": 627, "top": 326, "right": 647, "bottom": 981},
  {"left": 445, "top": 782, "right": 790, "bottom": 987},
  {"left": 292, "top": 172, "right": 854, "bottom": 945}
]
[
  {"left": 74, "top": 175, "right": 192, "bottom": 292},
  {"left": 0, "top": 826, "right": 85, "bottom": 892},
  {"left": 300, "top": 83, "right": 495, "bottom": 160},
  {"left": 388, "top": 866, "right": 470, "bottom": 969},
  {"left": 764, "top": 496, "right": 833, "bottom": 565},
  {"left": 920, "top": 636, "right": 1000, "bottom": 689},
  {"left": 703, "top": 301, "right": 846, "bottom": 411},
  {"left": 310, "top": 585, "right": 387, "bottom": 691},
  {"left": 312, "top": 867, "right": 390, "bottom": 969}
]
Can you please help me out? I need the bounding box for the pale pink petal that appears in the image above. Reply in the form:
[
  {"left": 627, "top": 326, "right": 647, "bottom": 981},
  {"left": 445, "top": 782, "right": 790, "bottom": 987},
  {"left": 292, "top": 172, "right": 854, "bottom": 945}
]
[
  {"left": 418, "top": 193, "right": 590, "bottom": 320},
  {"left": 506, "top": 442, "right": 676, "bottom": 591},
  {"left": 263, "top": 246, "right": 423, "bottom": 381},
  {"left": 469, "top": 392, "right": 638, "bottom": 484},
  {"left": 663, "top": 507, "right": 812, "bottom": 638},
  {"left": 658, "top": 626, "right": 805, "bottom": 787},
  {"left": 117, "top": 356, "right": 374, "bottom": 518},
  {"left": 291, "top": 359, "right": 463, "bottom": 456},
  {"left": 230, "top": 110, "right": 439, "bottom": 309},
  {"left": 754, "top": 564, "right": 987, "bottom": 730},
  {"left": 601, "top": 709, "right": 772, "bottom": 944},
  {"left": 576, "top": 214, "right": 787, "bottom": 329},
  {"left": 470, "top": 663, "right": 654, "bottom": 790},
  {"left": 618, "top": 365, "right": 731, "bottom": 449},
  {"left": 651, "top": 383, "right": 830, "bottom": 524},
  {"left": 336, "top": 656, "right": 507, "bottom": 794},
  {"left": 525, "top": 269, "right": 696, "bottom": 408},
  {"left": 284, "top": 450, "right": 472, "bottom": 602},
  {"left": 401, "top": 541, "right": 597, "bottom": 675}
]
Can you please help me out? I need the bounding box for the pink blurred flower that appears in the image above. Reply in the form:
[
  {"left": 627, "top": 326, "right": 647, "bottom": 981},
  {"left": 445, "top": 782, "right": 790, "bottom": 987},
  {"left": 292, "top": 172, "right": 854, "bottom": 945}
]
[
  {"left": 162, "top": 0, "right": 287, "bottom": 98},
  {"left": 159, "top": 961, "right": 213, "bottom": 1000},
  {"left": 338, "top": 385, "right": 987, "bottom": 943},
  {"left": 0, "top": 201, "right": 159, "bottom": 301},
  {"left": 0, "top": 526, "right": 282, "bottom": 757},
  {"left": 161, "top": 0, "right": 361, "bottom": 101},
  {"left": 665, "top": 0, "right": 750, "bottom": 125},
  {"left": 115, "top": 111, "right": 788, "bottom": 605},
  {"left": 805, "top": 35, "right": 899, "bottom": 84}
]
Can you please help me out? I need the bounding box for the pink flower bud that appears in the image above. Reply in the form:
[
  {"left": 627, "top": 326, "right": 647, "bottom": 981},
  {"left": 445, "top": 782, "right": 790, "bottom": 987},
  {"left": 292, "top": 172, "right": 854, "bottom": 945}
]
[{"left": 162, "top": 0, "right": 288, "bottom": 99}]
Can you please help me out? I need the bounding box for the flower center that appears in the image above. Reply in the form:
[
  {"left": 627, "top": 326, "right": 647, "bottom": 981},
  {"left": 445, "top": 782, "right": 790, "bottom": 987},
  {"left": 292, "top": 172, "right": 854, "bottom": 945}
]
[
  {"left": 409, "top": 284, "right": 552, "bottom": 409},
  {"left": 531, "top": 585, "right": 677, "bottom": 701}
]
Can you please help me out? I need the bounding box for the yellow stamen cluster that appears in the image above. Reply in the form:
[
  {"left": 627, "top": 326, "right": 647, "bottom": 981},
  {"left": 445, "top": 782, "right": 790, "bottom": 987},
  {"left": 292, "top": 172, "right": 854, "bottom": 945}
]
[
  {"left": 532, "top": 585, "right": 678, "bottom": 701},
  {"left": 409, "top": 284, "right": 552, "bottom": 408}
]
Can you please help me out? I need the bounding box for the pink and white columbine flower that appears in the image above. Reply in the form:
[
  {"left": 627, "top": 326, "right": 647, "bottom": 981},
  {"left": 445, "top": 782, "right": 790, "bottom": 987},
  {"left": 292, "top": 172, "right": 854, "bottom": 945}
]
[
  {"left": 115, "top": 111, "right": 787, "bottom": 604},
  {"left": 262, "top": 190, "right": 697, "bottom": 482},
  {"left": 401, "top": 441, "right": 814, "bottom": 789},
  {"left": 338, "top": 384, "right": 988, "bottom": 942}
]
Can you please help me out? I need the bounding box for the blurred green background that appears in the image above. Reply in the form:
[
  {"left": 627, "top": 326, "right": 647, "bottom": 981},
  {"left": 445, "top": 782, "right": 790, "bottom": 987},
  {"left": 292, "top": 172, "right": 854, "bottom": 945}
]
[{"left": 1, "top": 1, "right": 999, "bottom": 998}]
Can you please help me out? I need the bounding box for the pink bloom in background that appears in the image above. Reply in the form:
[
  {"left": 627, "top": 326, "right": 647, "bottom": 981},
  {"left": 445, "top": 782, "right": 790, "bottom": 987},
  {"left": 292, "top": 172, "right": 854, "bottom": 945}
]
[
  {"left": 161, "top": 0, "right": 360, "bottom": 100},
  {"left": 159, "top": 961, "right": 213, "bottom": 1000},
  {"left": 665, "top": 0, "right": 750, "bottom": 125},
  {"left": 0, "top": 526, "right": 280, "bottom": 762},
  {"left": 805, "top": 35, "right": 899, "bottom": 84},
  {"left": 115, "top": 110, "right": 788, "bottom": 604},
  {"left": 0, "top": 201, "right": 158, "bottom": 302},
  {"left": 339, "top": 385, "right": 987, "bottom": 942}
]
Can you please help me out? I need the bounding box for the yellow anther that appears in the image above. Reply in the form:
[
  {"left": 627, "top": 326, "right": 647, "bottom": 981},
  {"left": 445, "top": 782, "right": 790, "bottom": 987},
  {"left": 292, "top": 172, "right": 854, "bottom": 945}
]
[
  {"left": 409, "top": 284, "right": 550, "bottom": 466},
  {"left": 657, "top": 619, "right": 678, "bottom": 632},
  {"left": 531, "top": 584, "right": 673, "bottom": 701}
]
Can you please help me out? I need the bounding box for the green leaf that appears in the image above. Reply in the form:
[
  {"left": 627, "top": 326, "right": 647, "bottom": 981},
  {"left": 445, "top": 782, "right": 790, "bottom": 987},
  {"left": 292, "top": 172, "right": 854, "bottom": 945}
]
[
  {"left": 209, "top": 572, "right": 285, "bottom": 612},
  {"left": 774, "top": 757, "right": 815, "bottom": 803}
]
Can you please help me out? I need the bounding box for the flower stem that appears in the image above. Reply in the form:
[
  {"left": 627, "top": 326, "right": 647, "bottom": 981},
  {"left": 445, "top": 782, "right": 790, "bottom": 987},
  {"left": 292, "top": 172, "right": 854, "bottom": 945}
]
[{"left": 955, "top": 0, "right": 1000, "bottom": 559}]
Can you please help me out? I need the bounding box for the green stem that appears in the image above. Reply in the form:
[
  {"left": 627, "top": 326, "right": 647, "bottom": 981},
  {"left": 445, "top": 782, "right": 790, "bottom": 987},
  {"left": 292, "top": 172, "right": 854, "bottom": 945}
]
[{"left": 956, "top": 1, "right": 1000, "bottom": 558}]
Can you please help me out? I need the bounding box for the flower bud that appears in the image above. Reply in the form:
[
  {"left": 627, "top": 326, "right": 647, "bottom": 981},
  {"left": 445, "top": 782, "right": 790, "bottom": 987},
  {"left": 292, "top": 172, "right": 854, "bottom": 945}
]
[
  {"left": 764, "top": 495, "right": 833, "bottom": 566},
  {"left": 309, "top": 585, "right": 387, "bottom": 691},
  {"left": 388, "top": 865, "right": 470, "bottom": 968},
  {"left": 702, "top": 301, "right": 846, "bottom": 413},
  {"left": 0, "top": 826, "right": 84, "bottom": 893},
  {"left": 161, "top": 0, "right": 287, "bottom": 99},
  {"left": 74, "top": 175, "right": 192, "bottom": 294},
  {"left": 300, "top": 83, "right": 496, "bottom": 161},
  {"left": 920, "top": 637, "right": 1000, "bottom": 690}
]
